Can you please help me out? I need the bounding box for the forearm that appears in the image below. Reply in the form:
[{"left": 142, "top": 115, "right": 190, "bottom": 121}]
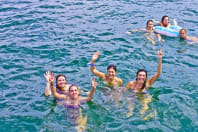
[
  {"left": 44, "top": 82, "right": 51, "bottom": 96},
  {"left": 87, "top": 86, "right": 95, "bottom": 101},
  {"left": 157, "top": 57, "right": 162, "bottom": 76}
]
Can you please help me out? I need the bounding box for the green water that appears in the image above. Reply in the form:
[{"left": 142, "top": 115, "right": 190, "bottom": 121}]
[{"left": 0, "top": 0, "right": 198, "bottom": 131}]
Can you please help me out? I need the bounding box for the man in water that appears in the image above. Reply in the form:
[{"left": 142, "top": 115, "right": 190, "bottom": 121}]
[{"left": 179, "top": 29, "right": 198, "bottom": 44}]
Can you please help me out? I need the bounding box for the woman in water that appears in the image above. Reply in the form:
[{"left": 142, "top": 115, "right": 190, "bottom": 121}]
[
  {"left": 44, "top": 71, "right": 71, "bottom": 99},
  {"left": 160, "top": 15, "right": 178, "bottom": 28},
  {"left": 124, "top": 49, "right": 163, "bottom": 118},
  {"left": 179, "top": 29, "right": 198, "bottom": 44},
  {"left": 49, "top": 72, "right": 98, "bottom": 131},
  {"left": 125, "top": 49, "right": 163, "bottom": 92},
  {"left": 90, "top": 51, "right": 123, "bottom": 88},
  {"left": 127, "top": 20, "right": 163, "bottom": 45}
]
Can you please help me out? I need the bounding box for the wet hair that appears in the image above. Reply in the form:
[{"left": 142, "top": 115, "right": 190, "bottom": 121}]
[
  {"left": 179, "top": 29, "right": 186, "bottom": 33},
  {"left": 161, "top": 15, "right": 169, "bottom": 23},
  {"left": 68, "top": 84, "right": 78, "bottom": 92},
  {"left": 136, "top": 69, "right": 147, "bottom": 89},
  {"left": 56, "top": 74, "right": 66, "bottom": 89},
  {"left": 107, "top": 64, "right": 117, "bottom": 72},
  {"left": 146, "top": 20, "right": 153, "bottom": 28}
]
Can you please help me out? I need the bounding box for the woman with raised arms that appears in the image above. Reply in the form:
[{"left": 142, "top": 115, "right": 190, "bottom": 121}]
[{"left": 90, "top": 51, "right": 123, "bottom": 88}]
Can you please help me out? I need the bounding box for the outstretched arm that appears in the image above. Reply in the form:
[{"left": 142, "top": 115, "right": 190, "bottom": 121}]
[
  {"left": 44, "top": 71, "right": 51, "bottom": 96},
  {"left": 146, "top": 49, "right": 163, "bottom": 88},
  {"left": 49, "top": 72, "right": 67, "bottom": 99},
  {"left": 81, "top": 78, "right": 98, "bottom": 101},
  {"left": 90, "top": 52, "right": 106, "bottom": 79},
  {"left": 126, "top": 28, "right": 146, "bottom": 34}
]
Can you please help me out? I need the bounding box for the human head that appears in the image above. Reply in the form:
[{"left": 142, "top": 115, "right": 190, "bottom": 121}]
[
  {"left": 107, "top": 64, "right": 117, "bottom": 79},
  {"left": 68, "top": 84, "right": 79, "bottom": 99},
  {"left": 146, "top": 20, "right": 154, "bottom": 29},
  {"left": 136, "top": 69, "right": 147, "bottom": 89},
  {"left": 179, "top": 29, "right": 186, "bottom": 39},
  {"left": 56, "top": 74, "right": 67, "bottom": 89},
  {"left": 161, "top": 16, "right": 169, "bottom": 27}
]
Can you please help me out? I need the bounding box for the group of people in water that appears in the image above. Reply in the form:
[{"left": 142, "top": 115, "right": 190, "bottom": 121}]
[
  {"left": 44, "top": 48, "right": 163, "bottom": 130},
  {"left": 127, "top": 15, "right": 198, "bottom": 44},
  {"left": 43, "top": 15, "right": 197, "bottom": 131}
]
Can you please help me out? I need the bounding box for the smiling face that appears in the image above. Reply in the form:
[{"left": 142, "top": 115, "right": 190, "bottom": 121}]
[
  {"left": 179, "top": 29, "right": 186, "bottom": 39},
  {"left": 136, "top": 71, "right": 147, "bottom": 83},
  {"left": 107, "top": 68, "right": 116, "bottom": 79},
  {"left": 69, "top": 86, "right": 79, "bottom": 99},
  {"left": 147, "top": 21, "right": 154, "bottom": 30},
  {"left": 56, "top": 76, "right": 67, "bottom": 88}
]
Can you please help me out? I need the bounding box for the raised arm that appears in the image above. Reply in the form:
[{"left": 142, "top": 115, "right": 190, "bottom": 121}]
[
  {"left": 44, "top": 71, "right": 51, "bottom": 96},
  {"left": 90, "top": 52, "right": 106, "bottom": 79},
  {"left": 87, "top": 78, "right": 97, "bottom": 101},
  {"left": 81, "top": 78, "right": 98, "bottom": 102},
  {"left": 146, "top": 49, "right": 163, "bottom": 88},
  {"left": 49, "top": 72, "right": 67, "bottom": 99}
]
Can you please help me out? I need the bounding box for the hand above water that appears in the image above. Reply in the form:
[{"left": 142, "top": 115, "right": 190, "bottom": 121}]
[{"left": 92, "top": 51, "right": 100, "bottom": 63}]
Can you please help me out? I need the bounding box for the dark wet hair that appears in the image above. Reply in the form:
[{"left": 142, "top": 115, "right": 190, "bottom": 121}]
[
  {"left": 56, "top": 74, "right": 66, "bottom": 89},
  {"left": 161, "top": 15, "right": 169, "bottom": 23},
  {"left": 68, "top": 84, "right": 78, "bottom": 91},
  {"left": 179, "top": 29, "right": 186, "bottom": 33},
  {"left": 136, "top": 69, "right": 147, "bottom": 89},
  {"left": 107, "top": 64, "right": 117, "bottom": 72},
  {"left": 146, "top": 20, "right": 153, "bottom": 28}
]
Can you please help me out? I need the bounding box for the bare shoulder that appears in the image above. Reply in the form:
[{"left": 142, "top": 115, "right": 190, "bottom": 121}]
[{"left": 126, "top": 81, "right": 135, "bottom": 89}]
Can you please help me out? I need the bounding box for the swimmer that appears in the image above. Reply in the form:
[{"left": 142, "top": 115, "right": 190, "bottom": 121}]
[
  {"left": 49, "top": 73, "right": 97, "bottom": 132},
  {"left": 159, "top": 15, "right": 177, "bottom": 28},
  {"left": 179, "top": 29, "right": 198, "bottom": 44},
  {"left": 124, "top": 49, "right": 163, "bottom": 118},
  {"left": 90, "top": 52, "right": 123, "bottom": 88},
  {"left": 125, "top": 49, "right": 163, "bottom": 92},
  {"left": 44, "top": 71, "right": 70, "bottom": 97},
  {"left": 49, "top": 72, "right": 97, "bottom": 106},
  {"left": 127, "top": 20, "right": 163, "bottom": 44}
]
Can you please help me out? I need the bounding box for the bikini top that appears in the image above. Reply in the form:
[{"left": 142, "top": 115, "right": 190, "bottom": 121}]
[
  {"left": 132, "top": 83, "right": 149, "bottom": 94},
  {"left": 103, "top": 76, "right": 120, "bottom": 88},
  {"left": 64, "top": 103, "right": 81, "bottom": 109}
]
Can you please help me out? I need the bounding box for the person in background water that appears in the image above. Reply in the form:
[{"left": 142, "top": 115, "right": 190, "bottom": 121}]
[
  {"left": 179, "top": 29, "right": 198, "bottom": 44},
  {"left": 90, "top": 51, "right": 123, "bottom": 88},
  {"left": 159, "top": 15, "right": 177, "bottom": 28},
  {"left": 44, "top": 71, "right": 70, "bottom": 97},
  {"left": 127, "top": 20, "right": 163, "bottom": 45},
  {"left": 124, "top": 49, "right": 163, "bottom": 119},
  {"left": 49, "top": 72, "right": 98, "bottom": 132}
]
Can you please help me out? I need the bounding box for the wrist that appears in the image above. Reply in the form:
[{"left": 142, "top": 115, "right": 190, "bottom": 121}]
[{"left": 90, "top": 63, "right": 95, "bottom": 67}]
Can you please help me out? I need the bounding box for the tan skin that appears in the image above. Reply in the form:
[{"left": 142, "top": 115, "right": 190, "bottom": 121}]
[
  {"left": 44, "top": 71, "right": 70, "bottom": 96},
  {"left": 125, "top": 49, "right": 163, "bottom": 93},
  {"left": 90, "top": 52, "right": 123, "bottom": 88}
]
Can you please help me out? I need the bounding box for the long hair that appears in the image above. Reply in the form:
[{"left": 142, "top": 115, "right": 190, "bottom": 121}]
[
  {"left": 56, "top": 74, "right": 66, "bottom": 89},
  {"left": 136, "top": 69, "right": 147, "bottom": 89},
  {"left": 161, "top": 15, "right": 169, "bottom": 23}
]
